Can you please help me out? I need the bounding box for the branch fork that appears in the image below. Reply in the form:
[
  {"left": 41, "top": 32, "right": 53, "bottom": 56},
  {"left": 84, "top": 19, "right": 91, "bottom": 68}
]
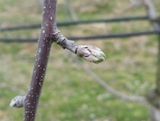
[
  {"left": 10, "top": 31, "right": 106, "bottom": 109},
  {"left": 9, "top": 0, "right": 105, "bottom": 120}
]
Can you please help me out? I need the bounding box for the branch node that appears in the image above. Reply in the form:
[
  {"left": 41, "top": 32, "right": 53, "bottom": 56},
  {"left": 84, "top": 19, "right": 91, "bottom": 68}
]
[
  {"left": 52, "top": 29, "right": 66, "bottom": 47},
  {"left": 10, "top": 96, "right": 25, "bottom": 108},
  {"left": 52, "top": 29, "right": 106, "bottom": 63},
  {"left": 76, "top": 45, "right": 106, "bottom": 64}
]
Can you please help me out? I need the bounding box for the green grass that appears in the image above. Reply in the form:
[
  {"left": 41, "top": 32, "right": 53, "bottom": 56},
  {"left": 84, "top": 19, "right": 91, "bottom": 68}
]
[{"left": 0, "top": 0, "right": 160, "bottom": 121}]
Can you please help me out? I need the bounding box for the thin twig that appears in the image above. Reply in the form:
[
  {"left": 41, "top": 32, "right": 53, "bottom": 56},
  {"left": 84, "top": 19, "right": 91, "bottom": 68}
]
[
  {"left": 143, "top": 0, "right": 160, "bottom": 97},
  {"left": 129, "top": 0, "right": 143, "bottom": 6},
  {"left": 72, "top": 54, "right": 147, "bottom": 104},
  {"left": 64, "top": 0, "right": 78, "bottom": 21}
]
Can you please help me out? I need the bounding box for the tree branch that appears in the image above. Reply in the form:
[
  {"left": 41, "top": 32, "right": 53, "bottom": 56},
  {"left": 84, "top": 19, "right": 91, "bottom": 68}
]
[
  {"left": 72, "top": 54, "right": 147, "bottom": 103},
  {"left": 10, "top": 0, "right": 105, "bottom": 121},
  {"left": 63, "top": 0, "right": 78, "bottom": 21},
  {"left": 143, "top": 0, "right": 160, "bottom": 102},
  {"left": 53, "top": 29, "right": 105, "bottom": 63},
  {"left": 138, "top": 1, "right": 160, "bottom": 120},
  {"left": 23, "top": 0, "right": 57, "bottom": 120},
  {"left": 10, "top": 0, "right": 57, "bottom": 121},
  {"left": 129, "top": 0, "right": 143, "bottom": 6}
]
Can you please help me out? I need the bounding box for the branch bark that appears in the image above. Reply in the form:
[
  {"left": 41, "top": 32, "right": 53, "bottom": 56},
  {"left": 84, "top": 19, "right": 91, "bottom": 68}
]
[
  {"left": 23, "top": 0, "right": 57, "bottom": 120},
  {"left": 142, "top": 0, "right": 160, "bottom": 120},
  {"left": 10, "top": 0, "right": 105, "bottom": 121},
  {"left": 143, "top": 0, "right": 160, "bottom": 101}
]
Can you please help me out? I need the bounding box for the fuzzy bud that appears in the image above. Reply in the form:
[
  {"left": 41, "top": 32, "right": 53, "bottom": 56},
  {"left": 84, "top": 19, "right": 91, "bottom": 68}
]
[
  {"left": 10, "top": 96, "right": 25, "bottom": 108},
  {"left": 76, "top": 45, "right": 105, "bottom": 63}
]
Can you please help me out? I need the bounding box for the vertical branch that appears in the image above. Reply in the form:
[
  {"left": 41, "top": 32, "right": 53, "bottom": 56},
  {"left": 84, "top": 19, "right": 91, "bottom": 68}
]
[
  {"left": 23, "top": 0, "right": 57, "bottom": 121},
  {"left": 64, "top": 0, "right": 78, "bottom": 21},
  {"left": 144, "top": 0, "right": 160, "bottom": 96},
  {"left": 156, "top": 34, "right": 160, "bottom": 95},
  {"left": 143, "top": 0, "right": 160, "bottom": 120},
  {"left": 10, "top": 0, "right": 105, "bottom": 120}
]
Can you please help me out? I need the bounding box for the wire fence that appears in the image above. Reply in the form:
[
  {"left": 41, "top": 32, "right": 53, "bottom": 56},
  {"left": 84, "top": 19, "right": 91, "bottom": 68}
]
[
  {"left": 0, "top": 15, "right": 159, "bottom": 42},
  {"left": 0, "top": 30, "right": 159, "bottom": 43},
  {"left": 0, "top": 16, "right": 148, "bottom": 32}
]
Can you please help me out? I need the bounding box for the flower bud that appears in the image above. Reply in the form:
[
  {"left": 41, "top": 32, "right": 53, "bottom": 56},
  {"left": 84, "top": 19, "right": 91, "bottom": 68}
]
[
  {"left": 76, "top": 45, "right": 105, "bottom": 63},
  {"left": 10, "top": 96, "right": 25, "bottom": 108}
]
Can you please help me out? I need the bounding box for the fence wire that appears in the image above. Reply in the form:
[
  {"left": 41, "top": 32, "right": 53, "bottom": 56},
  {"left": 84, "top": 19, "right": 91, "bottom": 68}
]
[
  {"left": 0, "top": 15, "right": 159, "bottom": 42},
  {"left": 0, "top": 16, "right": 148, "bottom": 32},
  {"left": 0, "top": 30, "right": 159, "bottom": 42}
]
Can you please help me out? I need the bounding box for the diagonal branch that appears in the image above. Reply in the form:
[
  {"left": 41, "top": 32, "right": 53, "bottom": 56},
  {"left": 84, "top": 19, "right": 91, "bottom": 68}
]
[
  {"left": 52, "top": 29, "right": 105, "bottom": 64},
  {"left": 129, "top": 0, "right": 143, "bottom": 6},
  {"left": 72, "top": 54, "right": 147, "bottom": 104}
]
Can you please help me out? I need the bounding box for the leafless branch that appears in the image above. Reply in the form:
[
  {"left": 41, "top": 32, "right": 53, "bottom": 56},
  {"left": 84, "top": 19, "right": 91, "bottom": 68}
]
[
  {"left": 10, "top": 2, "right": 58, "bottom": 116},
  {"left": 129, "top": 0, "right": 143, "bottom": 6},
  {"left": 72, "top": 54, "right": 147, "bottom": 104},
  {"left": 143, "top": 0, "right": 160, "bottom": 120},
  {"left": 143, "top": 0, "right": 160, "bottom": 96},
  {"left": 115, "top": 0, "right": 143, "bottom": 15},
  {"left": 63, "top": 0, "right": 78, "bottom": 21},
  {"left": 53, "top": 29, "right": 105, "bottom": 63},
  {"left": 10, "top": 0, "right": 105, "bottom": 121}
]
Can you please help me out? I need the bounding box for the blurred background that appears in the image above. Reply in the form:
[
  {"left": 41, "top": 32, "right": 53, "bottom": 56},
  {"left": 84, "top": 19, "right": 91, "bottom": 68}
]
[{"left": 0, "top": 0, "right": 160, "bottom": 121}]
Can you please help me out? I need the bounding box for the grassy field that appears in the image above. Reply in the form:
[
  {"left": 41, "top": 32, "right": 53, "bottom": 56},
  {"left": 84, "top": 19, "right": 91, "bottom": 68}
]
[{"left": 0, "top": 0, "right": 160, "bottom": 121}]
